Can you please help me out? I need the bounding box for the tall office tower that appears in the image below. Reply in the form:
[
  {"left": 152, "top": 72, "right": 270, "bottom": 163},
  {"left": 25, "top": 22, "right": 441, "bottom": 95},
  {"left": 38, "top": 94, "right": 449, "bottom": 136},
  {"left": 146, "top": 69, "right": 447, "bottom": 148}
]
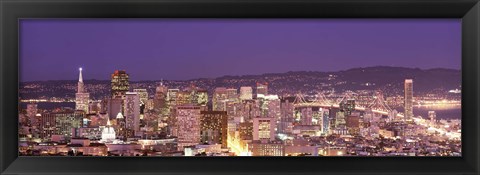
[
  {"left": 124, "top": 92, "right": 140, "bottom": 133},
  {"left": 194, "top": 90, "right": 208, "bottom": 107},
  {"left": 75, "top": 68, "right": 90, "bottom": 113},
  {"left": 300, "top": 107, "right": 313, "bottom": 125},
  {"left": 335, "top": 111, "right": 346, "bottom": 128},
  {"left": 176, "top": 91, "right": 193, "bottom": 106},
  {"left": 133, "top": 89, "right": 148, "bottom": 105},
  {"left": 167, "top": 89, "right": 180, "bottom": 107},
  {"left": 279, "top": 97, "right": 295, "bottom": 134},
  {"left": 404, "top": 79, "right": 413, "bottom": 120},
  {"left": 344, "top": 99, "right": 355, "bottom": 116},
  {"left": 133, "top": 89, "right": 147, "bottom": 115},
  {"left": 226, "top": 88, "right": 238, "bottom": 100},
  {"left": 154, "top": 83, "right": 168, "bottom": 111},
  {"left": 111, "top": 70, "right": 130, "bottom": 98},
  {"left": 322, "top": 110, "right": 330, "bottom": 135},
  {"left": 346, "top": 114, "right": 360, "bottom": 135},
  {"left": 213, "top": 87, "right": 228, "bottom": 111},
  {"left": 175, "top": 105, "right": 201, "bottom": 151},
  {"left": 256, "top": 82, "right": 268, "bottom": 96},
  {"left": 240, "top": 86, "right": 253, "bottom": 100},
  {"left": 238, "top": 122, "right": 254, "bottom": 140},
  {"left": 26, "top": 103, "right": 38, "bottom": 127},
  {"left": 200, "top": 111, "right": 228, "bottom": 148},
  {"left": 253, "top": 117, "right": 275, "bottom": 141},
  {"left": 428, "top": 111, "right": 436, "bottom": 125}
]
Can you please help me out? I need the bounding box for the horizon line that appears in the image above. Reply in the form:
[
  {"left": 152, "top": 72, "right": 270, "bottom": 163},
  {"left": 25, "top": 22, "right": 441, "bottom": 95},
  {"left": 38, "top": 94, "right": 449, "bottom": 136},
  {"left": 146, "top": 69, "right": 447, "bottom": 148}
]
[{"left": 20, "top": 66, "right": 461, "bottom": 83}]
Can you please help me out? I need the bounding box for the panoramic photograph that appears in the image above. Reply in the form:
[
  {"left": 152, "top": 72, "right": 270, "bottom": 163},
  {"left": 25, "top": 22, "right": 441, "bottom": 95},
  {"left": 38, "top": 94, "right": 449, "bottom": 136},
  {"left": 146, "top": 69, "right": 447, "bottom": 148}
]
[{"left": 18, "top": 19, "right": 461, "bottom": 156}]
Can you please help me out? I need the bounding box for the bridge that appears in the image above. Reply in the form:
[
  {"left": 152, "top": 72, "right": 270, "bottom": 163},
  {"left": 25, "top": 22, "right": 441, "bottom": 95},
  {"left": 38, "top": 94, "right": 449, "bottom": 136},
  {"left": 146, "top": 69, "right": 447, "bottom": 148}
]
[{"left": 293, "top": 91, "right": 403, "bottom": 118}]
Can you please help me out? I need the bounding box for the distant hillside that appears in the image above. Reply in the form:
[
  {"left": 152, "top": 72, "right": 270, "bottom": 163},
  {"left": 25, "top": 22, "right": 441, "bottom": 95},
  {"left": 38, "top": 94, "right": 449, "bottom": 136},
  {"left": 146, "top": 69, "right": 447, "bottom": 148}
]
[{"left": 20, "top": 66, "right": 461, "bottom": 99}]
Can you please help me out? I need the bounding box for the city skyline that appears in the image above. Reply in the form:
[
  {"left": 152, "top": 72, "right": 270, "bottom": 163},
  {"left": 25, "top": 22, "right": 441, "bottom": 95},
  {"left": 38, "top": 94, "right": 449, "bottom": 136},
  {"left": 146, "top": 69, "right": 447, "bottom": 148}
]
[
  {"left": 18, "top": 19, "right": 461, "bottom": 157},
  {"left": 20, "top": 19, "right": 460, "bottom": 81}
]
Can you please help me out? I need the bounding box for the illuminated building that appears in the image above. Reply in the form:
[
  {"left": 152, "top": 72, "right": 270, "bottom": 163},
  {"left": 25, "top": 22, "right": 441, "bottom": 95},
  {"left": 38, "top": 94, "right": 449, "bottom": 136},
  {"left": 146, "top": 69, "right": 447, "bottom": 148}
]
[
  {"left": 238, "top": 122, "right": 253, "bottom": 140},
  {"left": 167, "top": 89, "right": 180, "bottom": 106},
  {"left": 154, "top": 82, "right": 168, "bottom": 105},
  {"left": 298, "top": 107, "right": 313, "bottom": 125},
  {"left": 279, "top": 97, "right": 295, "bottom": 134},
  {"left": 176, "top": 91, "right": 193, "bottom": 106},
  {"left": 27, "top": 103, "right": 39, "bottom": 127},
  {"left": 200, "top": 111, "right": 228, "bottom": 148},
  {"left": 429, "top": 111, "right": 436, "bottom": 126},
  {"left": 322, "top": 110, "right": 330, "bottom": 135},
  {"left": 75, "top": 68, "right": 90, "bottom": 113},
  {"left": 240, "top": 86, "right": 253, "bottom": 100},
  {"left": 124, "top": 92, "right": 140, "bottom": 132},
  {"left": 253, "top": 117, "right": 275, "bottom": 141},
  {"left": 335, "top": 111, "right": 346, "bottom": 127},
  {"left": 194, "top": 90, "right": 208, "bottom": 107},
  {"left": 256, "top": 82, "right": 268, "bottom": 96},
  {"left": 101, "top": 119, "right": 116, "bottom": 142},
  {"left": 133, "top": 89, "right": 148, "bottom": 105},
  {"left": 346, "top": 114, "right": 360, "bottom": 135},
  {"left": 175, "top": 105, "right": 201, "bottom": 151},
  {"left": 404, "top": 79, "right": 413, "bottom": 120},
  {"left": 344, "top": 99, "right": 355, "bottom": 116},
  {"left": 88, "top": 101, "right": 101, "bottom": 114},
  {"left": 319, "top": 146, "right": 346, "bottom": 156},
  {"left": 40, "top": 111, "right": 84, "bottom": 141},
  {"left": 213, "top": 87, "right": 228, "bottom": 111},
  {"left": 111, "top": 70, "right": 129, "bottom": 98},
  {"left": 250, "top": 140, "right": 285, "bottom": 156}
]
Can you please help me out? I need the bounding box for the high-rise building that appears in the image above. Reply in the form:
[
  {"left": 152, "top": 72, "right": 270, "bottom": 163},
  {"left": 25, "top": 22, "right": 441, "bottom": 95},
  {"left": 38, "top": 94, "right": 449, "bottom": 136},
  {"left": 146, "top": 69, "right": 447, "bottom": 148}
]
[
  {"left": 428, "top": 111, "right": 436, "bottom": 125},
  {"left": 279, "top": 97, "right": 295, "bottom": 134},
  {"left": 253, "top": 117, "right": 275, "bottom": 141},
  {"left": 238, "top": 122, "right": 253, "bottom": 140},
  {"left": 213, "top": 87, "right": 228, "bottom": 111},
  {"left": 240, "top": 86, "right": 253, "bottom": 100},
  {"left": 167, "top": 89, "right": 180, "bottom": 107},
  {"left": 41, "top": 111, "right": 84, "bottom": 141},
  {"left": 124, "top": 92, "right": 140, "bottom": 132},
  {"left": 404, "top": 79, "right": 413, "bottom": 120},
  {"left": 256, "top": 82, "right": 268, "bottom": 96},
  {"left": 194, "top": 90, "right": 208, "bottom": 107},
  {"left": 154, "top": 83, "right": 168, "bottom": 111},
  {"left": 26, "top": 103, "right": 38, "bottom": 127},
  {"left": 111, "top": 70, "right": 130, "bottom": 98},
  {"left": 133, "top": 89, "right": 148, "bottom": 105},
  {"left": 200, "top": 111, "right": 228, "bottom": 148},
  {"left": 175, "top": 105, "right": 201, "bottom": 151},
  {"left": 75, "top": 68, "right": 90, "bottom": 113}
]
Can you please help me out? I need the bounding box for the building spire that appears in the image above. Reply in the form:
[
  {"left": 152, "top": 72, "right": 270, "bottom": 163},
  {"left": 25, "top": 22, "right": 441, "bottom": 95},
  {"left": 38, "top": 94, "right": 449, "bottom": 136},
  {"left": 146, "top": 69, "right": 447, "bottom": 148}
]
[
  {"left": 77, "top": 67, "right": 85, "bottom": 93},
  {"left": 79, "top": 67, "right": 83, "bottom": 83}
]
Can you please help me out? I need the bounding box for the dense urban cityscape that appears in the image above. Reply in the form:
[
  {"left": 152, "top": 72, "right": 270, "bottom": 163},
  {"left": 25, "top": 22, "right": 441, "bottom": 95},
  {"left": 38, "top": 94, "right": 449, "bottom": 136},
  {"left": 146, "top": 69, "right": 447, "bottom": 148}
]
[{"left": 18, "top": 67, "right": 462, "bottom": 156}]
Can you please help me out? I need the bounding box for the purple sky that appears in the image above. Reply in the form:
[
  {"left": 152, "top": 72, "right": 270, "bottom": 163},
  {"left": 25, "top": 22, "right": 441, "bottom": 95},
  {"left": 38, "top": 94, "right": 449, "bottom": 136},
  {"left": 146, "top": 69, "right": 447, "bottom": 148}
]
[{"left": 20, "top": 19, "right": 461, "bottom": 82}]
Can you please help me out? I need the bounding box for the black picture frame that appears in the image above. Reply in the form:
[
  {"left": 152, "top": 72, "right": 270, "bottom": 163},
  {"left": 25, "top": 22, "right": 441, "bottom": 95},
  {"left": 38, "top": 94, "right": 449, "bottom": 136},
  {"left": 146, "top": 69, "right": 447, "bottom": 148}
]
[{"left": 1, "top": 0, "right": 479, "bottom": 174}]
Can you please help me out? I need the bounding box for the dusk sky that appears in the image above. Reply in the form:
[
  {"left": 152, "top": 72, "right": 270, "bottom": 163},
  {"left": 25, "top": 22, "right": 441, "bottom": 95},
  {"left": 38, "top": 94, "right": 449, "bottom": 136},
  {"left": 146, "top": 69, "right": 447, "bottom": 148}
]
[{"left": 20, "top": 19, "right": 461, "bottom": 82}]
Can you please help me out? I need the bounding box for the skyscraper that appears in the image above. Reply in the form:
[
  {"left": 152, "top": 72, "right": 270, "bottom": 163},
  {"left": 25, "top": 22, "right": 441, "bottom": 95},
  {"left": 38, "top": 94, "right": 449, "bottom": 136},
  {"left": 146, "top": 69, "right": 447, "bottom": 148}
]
[
  {"left": 256, "top": 82, "right": 268, "bottom": 96},
  {"left": 253, "top": 117, "right": 275, "bottom": 141},
  {"left": 213, "top": 87, "right": 228, "bottom": 111},
  {"left": 240, "top": 86, "right": 253, "bottom": 100},
  {"left": 111, "top": 70, "right": 130, "bottom": 98},
  {"left": 404, "top": 79, "right": 413, "bottom": 120},
  {"left": 124, "top": 92, "right": 140, "bottom": 132},
  {"left": 75, "top": 68, "right": 90, "bottom": 113},
  {"left": 175, "top": 105, "right": 201, "bottom": 151},
  {"left": 200, "top": 111, "right": 228, "bottom": 148}
]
